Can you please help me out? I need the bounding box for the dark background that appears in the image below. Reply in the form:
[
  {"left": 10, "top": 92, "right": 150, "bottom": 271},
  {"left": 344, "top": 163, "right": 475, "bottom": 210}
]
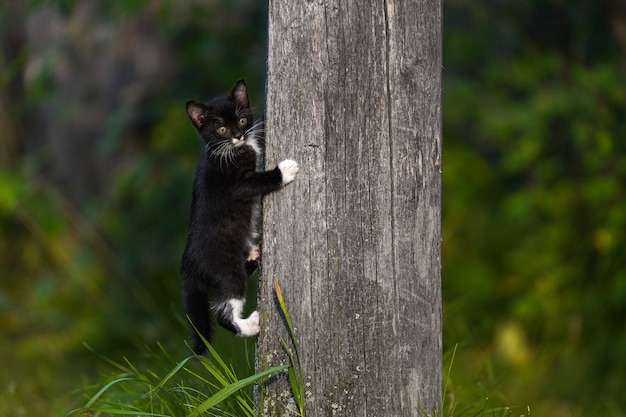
[{"left": 1, "top": 0, "right": 624, "bottom": 415}]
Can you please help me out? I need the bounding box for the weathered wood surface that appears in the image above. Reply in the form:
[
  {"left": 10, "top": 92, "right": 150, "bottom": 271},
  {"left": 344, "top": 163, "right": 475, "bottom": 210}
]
[{"left": 258, "top": 0, "right": 442, "bottom": 415}]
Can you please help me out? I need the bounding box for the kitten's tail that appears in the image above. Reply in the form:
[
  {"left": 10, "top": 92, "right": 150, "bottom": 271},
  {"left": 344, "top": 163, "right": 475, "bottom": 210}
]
[{"left": 184, "top": 281, "right": 212, "bottom": 355}]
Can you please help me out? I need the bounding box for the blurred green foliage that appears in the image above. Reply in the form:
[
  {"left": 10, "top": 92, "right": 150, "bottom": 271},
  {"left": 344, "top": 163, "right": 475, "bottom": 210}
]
[
  {"left": 1, "top": 0, "right": 266, "bottom": 415},
  {"left": 443, "top": 1, "right": 626, "bottom": 415},
  {"left": 0, "top": 0, "right": 624, "bottom": 416}
]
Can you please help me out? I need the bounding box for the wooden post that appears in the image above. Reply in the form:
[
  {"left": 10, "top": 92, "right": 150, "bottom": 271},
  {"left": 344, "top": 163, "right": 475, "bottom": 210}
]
[{"left": 258, "top": 0, "right": 442, "bottom": 415}]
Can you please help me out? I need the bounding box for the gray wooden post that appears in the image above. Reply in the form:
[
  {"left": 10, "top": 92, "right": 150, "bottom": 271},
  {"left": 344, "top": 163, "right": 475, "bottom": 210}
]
[{"left": 258, "top": 0, "right": 442, "bottom": 415}]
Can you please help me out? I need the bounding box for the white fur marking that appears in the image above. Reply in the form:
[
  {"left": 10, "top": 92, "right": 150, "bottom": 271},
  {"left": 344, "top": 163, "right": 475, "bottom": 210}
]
[
  {"left": 246, "top": 135, "right": 262, "bottom": 156},
  {"left": 247, "top": 244, "right": 260, "bottom": 262},
  {"left": 228, "top": 299, "right": 260, "bottom": 336},
  {"left": 278, "top": 159, "right": 299, "bottom": 185}
]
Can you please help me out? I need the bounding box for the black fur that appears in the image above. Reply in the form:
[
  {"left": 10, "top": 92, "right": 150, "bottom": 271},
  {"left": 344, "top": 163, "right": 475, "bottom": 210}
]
[{"left": 181, "top": 79, "right": 296, "bottom": 354}]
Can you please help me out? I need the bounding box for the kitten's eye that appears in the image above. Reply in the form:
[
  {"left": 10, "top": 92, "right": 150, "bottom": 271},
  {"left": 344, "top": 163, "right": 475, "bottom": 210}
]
[
  {"left": 238, "top": 118, "right": 247, "bottom": 127},
  {"left": 216, "top": 126, "right": 227, "bottom": 135}
]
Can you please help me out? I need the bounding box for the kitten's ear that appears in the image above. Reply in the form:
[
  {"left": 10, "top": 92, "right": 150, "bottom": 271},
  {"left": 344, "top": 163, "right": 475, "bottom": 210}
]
[
  {"left": 186, "top": 101, "right": 208, "bottom": 129},
  {"left": 231, "top": 79, "right": 249, "bottom": 108}
]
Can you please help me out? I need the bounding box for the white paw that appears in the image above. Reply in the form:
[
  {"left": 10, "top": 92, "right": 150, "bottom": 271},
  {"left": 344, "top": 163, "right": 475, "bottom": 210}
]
[
  {"left": 237, "top": 311, "right": 260, "bottom": 337},
  {"left": 278, "top": 159, "right": 299, "bottom": 185}
]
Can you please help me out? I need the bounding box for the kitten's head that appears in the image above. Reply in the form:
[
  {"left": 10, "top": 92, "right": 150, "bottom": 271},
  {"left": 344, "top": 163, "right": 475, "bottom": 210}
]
[{"left": 186, "top": 79, "right": 260, "bottom": 158}]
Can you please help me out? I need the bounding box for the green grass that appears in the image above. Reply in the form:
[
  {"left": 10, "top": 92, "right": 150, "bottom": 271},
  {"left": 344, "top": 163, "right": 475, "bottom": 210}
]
[
  {"left": 71, "top": 340, "right": 526, "bottom": 417},
  {"left": 70, "top": 279, "right": 304, "bottom": 417},
  {"left": 70, "top": 286, "right": 523, "bottom": 417},
  {"left": 69, "top": 341, "right": 287, "bottom": 417},
  {"left": 435, "top": 345, "right": 531, "bottom": 417}
]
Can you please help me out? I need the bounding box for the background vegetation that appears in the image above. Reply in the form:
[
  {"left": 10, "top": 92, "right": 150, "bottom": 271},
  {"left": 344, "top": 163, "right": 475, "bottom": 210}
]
[{"left": 1, "top": 0, "right": 624, "bottom": 416}]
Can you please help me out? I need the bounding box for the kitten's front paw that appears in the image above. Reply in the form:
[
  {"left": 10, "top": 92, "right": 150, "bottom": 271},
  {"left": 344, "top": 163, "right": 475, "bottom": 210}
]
[
  {"left": 238, "top": 311, "right": 260, "bottom": 337},
  {"left": 278, "top": 159, "right": 299, "bottom": 185}
]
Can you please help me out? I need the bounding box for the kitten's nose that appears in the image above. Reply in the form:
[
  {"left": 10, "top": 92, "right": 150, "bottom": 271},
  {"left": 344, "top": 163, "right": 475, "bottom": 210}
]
[{"left": 232, "top": 134, "right": 245, "bottom": 147}]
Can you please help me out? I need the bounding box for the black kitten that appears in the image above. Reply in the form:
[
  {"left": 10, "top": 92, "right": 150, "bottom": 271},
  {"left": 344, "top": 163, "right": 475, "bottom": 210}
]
[{"left": 181, "top": 79, "right": 298, "bottom": 354}]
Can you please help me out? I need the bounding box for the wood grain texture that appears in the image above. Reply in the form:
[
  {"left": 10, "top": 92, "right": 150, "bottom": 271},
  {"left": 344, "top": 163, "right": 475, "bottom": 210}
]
[{"left": 258, "top": 0, "right": 442, "bottom": 415}]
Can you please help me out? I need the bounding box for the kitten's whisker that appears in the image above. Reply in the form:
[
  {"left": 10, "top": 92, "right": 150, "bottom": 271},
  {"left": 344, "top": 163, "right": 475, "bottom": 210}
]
[
  {"left": 247, "top": 120, "right": 265, "bottom": 132},
  {"left": 208, "top": 141, "right": 235, "bottom": 171},
  {"left": 246, "top": 121, "right": 265, "bottom": 144}
]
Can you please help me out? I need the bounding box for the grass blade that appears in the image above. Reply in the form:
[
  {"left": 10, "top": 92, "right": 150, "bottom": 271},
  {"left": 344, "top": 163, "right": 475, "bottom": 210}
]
[
  {"left": 153, "top": 356, "right": 195, "bottom": 392},
  {"left": 83, "top": 409, "right": 171, "bottom": 416},
  {"left": 83, "top": 377, "right": 138, "bottom": 409},
  {"left": 274, "top": 278, "right": 305, "bottom": 416},
  {"left": 273, "top": 278, "right": 301, "bottom": 366},
  {"left": 187, "top": 364, "right": 288, "bottom": 417}
]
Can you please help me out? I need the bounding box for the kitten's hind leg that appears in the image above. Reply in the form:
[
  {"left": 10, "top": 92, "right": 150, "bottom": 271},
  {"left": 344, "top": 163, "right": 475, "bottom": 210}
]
[
  {"left": 215, "top": 299, "right": 260, "bottom": 337},
  {"left": 183, "top": 281, "right": 212, "bottom": 355}
]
